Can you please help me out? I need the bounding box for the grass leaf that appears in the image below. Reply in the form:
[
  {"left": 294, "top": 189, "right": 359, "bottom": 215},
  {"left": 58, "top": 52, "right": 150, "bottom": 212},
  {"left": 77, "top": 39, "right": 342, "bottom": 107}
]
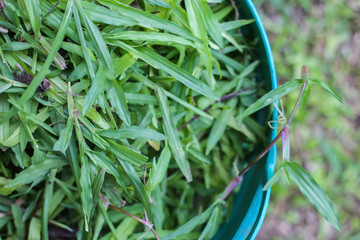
[
  {"left": 156, "top": 87, "right": 192, "bottom": 182},
  {"left": 53, "top": 116, "right": 74, "bottom": 154},
  {"left": 5, "top": 159, "right": 67, "bottom": 188},
  {"left": 284, "top": 161, "right": 341, "bottom": 231},
  {"left": 97, "top": 126, "right": 165, "bottom": 141},
  {"left": 118, "top": 159, "right": 152, "bottom": 217},
  {"left": 109, "top": 40, "right": 219, "bottom": 100},
  {"left": 162, "top": 200, "right": 223, "bottom": 240},
  {"left": 237, "top": 79, "right": 304, "bottom": 122},
  {"left": 148, "top": 143, "right": 171, "bottom": 191},
  {"left": 0, "top": 0, "right": 74, "bottom": 125},
  {"left": 309, "top": 77, "right": 344, "bottom": 103},
  {"left": 98, "top": 0, "right": 198, "bottom": 42},
  {"left": 206, "top": 99, "right": 236, "bottom": 155},
  {"left": 82, "top": 67, "right": 106, "bottom": 115},
  {"left": 263, "top": 166, "right": 283, "bottom": 191},
  {"left": 107, "top": 80, "right": 131, "bottom": 126}
]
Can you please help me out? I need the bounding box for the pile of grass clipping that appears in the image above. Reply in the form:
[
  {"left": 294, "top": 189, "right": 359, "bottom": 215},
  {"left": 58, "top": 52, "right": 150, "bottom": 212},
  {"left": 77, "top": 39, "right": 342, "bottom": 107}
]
[{"left": 0, "top": 0, "right": 267, "bottom": 239}]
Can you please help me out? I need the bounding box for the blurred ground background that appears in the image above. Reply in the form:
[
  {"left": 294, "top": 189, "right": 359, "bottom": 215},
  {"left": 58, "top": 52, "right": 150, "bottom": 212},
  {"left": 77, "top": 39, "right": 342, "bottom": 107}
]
[{"left": 253, "top": 0, "right": 360, "bottom": 239}]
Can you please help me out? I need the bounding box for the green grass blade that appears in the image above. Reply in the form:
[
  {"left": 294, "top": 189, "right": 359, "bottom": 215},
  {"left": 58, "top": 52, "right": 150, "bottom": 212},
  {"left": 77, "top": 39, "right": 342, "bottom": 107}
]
[
  {"left": 162, "top": 200, "right": 223, "bottom": 240},
  {"left": 98, "top": 0, "right": 198, "bottom": 42},
  {"left": 97, "top": 126, "right": 165, "bottom": 141},
  {"left": 198, "top": 205, "right": 222, "bottom": 240},
  {"left": 53, "top": 116, "right": 74, "bottom": 154},
  {"left": 75, "top": 0, "right": 114, "bottom": 78},
  {"left": 263, "top": 166, "right": 283, "bottom": 191},
  {"left": 80, "top": 154, "right": 93, "bottom": 232},
  {"left": 86, "top": 151, "right": 128, "bottom": 192},
  {"left": 0, "top": 0, "right": 74, "bottom": 125},
  {"left": 197, "top": 0, "right": 224, "bottom": 48},
  {"left": 1, "top": 42, "right": 32, "bottom": 51},
  {"left": 237, "top": 79, "right": 304, "bottom": 122},
  {"left": 42, "top": 169, "right": 57, "bottom": 240},
  {"left": 82, "top": 67, "right": 106, "bottom": 115},
  {"left": 220, "top": 19, "right": 255, "bottom": 31},
  {"left": 24, "top": 0, "right": 41, "bottom": 38},
  {"left": 148, "top": 143, "right": 171, "bottom": 191},
  {"left": 107, "top": 40, "right": 218, "bottom": 99},
  {"left": 5, "top": 158, "right": 67, "bottom": 188},
  {"left": 145, "top": 0, "right": 170, "bottom": 8},
  {"left": 184, "top": 0, "right": 214, "bottom": 82},
  {"left": 105, "top": 31, "right": 195, "bottom": 47},
  {"left": 73, "top": 6, "right": 96, "bottom": 80},
  {"left": 156, "top": 87, "right": 192, "bottom": 182},
  {"left": 284, "top": 161, "right": 341, "bottom": 231},
  {"left": 107, "top": 140, "right": 148, "bottom": 167},
  {"left": 107, "top": 80, "right": 131, "bottom": 126},
  {"left": 132, "top": 73, "right": 214, "bottom": 120},
  {"left": 81, "top": 1, "right": 137, "bottom": 26},
  {"left": 309, "top": 77, "right": 344, "bottom": 103},
  {"left": 11, "top": 204, "right": 25, "bottom": 239},
  {"left": 28, "top": 217, "right": 41, "bottom": 240},
  {"left": 206, "top": 99, "right": 236, "bottom": 155},
  {"left": 118, "top": 158, "right": 152, "bottom": 218}
]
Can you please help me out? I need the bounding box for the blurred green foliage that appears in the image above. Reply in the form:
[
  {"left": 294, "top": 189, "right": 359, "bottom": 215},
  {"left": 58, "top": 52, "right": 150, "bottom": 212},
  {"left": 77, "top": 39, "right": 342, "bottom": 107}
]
[{"left": 255, "top": 0, "right": 360, "bottom": 239}]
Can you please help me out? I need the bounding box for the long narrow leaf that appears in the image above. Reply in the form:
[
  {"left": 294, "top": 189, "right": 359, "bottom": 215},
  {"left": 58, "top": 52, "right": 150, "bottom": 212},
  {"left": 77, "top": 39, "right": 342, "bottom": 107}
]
[
  {"left": 107, "top": 41, "right": 218, "bottom": 100},
  {"left": 118, "top": 159, "right": 152, "bottom": 219},
  {"left": 284, "top": 161, "right": 341, "bottom": 231},
  {"left": 156, "top": 87, "right": 192, "bottom": 182},
  {"left": 237, "top": 79, "right": 304, "bottom": 121}
]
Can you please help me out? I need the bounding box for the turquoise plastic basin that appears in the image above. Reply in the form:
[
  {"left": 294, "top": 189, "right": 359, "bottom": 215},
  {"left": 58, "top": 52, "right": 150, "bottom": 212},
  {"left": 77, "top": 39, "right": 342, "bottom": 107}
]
[{"left": 212, "top": 0, "right": 278, "bottom": 239}]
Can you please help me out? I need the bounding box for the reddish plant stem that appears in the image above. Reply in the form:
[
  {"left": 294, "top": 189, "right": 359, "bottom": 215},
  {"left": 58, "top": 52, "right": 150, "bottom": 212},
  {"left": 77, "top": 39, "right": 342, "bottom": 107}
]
[
  {"left": 177, "top": 88, "right": 249, "bottom": 131},
  {"left": 99, "top": 192, "right": 160, "bottom": 240},
  {"left": 221, "top": 74, "right": 309, "bottom": 200}
]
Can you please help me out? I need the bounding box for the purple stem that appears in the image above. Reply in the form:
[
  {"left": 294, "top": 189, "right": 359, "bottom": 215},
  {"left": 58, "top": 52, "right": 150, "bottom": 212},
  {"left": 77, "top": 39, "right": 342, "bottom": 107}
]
[
  {"left": 221, "top": 68, "right": 310, "bottom": 200},
  {"left": 99, "top": 192, "right": 160, "bottom": 240}
]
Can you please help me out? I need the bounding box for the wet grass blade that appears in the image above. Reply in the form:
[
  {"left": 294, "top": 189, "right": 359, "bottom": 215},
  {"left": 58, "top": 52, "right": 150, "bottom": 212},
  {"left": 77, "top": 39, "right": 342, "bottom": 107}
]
[{"left": 156, "top": 87, "right": 192, "bottom": 182}]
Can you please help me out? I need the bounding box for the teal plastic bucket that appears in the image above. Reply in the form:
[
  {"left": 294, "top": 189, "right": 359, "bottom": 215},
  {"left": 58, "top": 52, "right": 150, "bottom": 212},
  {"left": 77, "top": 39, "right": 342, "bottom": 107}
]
[{"left": 213, "top": 0, "right": 278, "bottom": 239}]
